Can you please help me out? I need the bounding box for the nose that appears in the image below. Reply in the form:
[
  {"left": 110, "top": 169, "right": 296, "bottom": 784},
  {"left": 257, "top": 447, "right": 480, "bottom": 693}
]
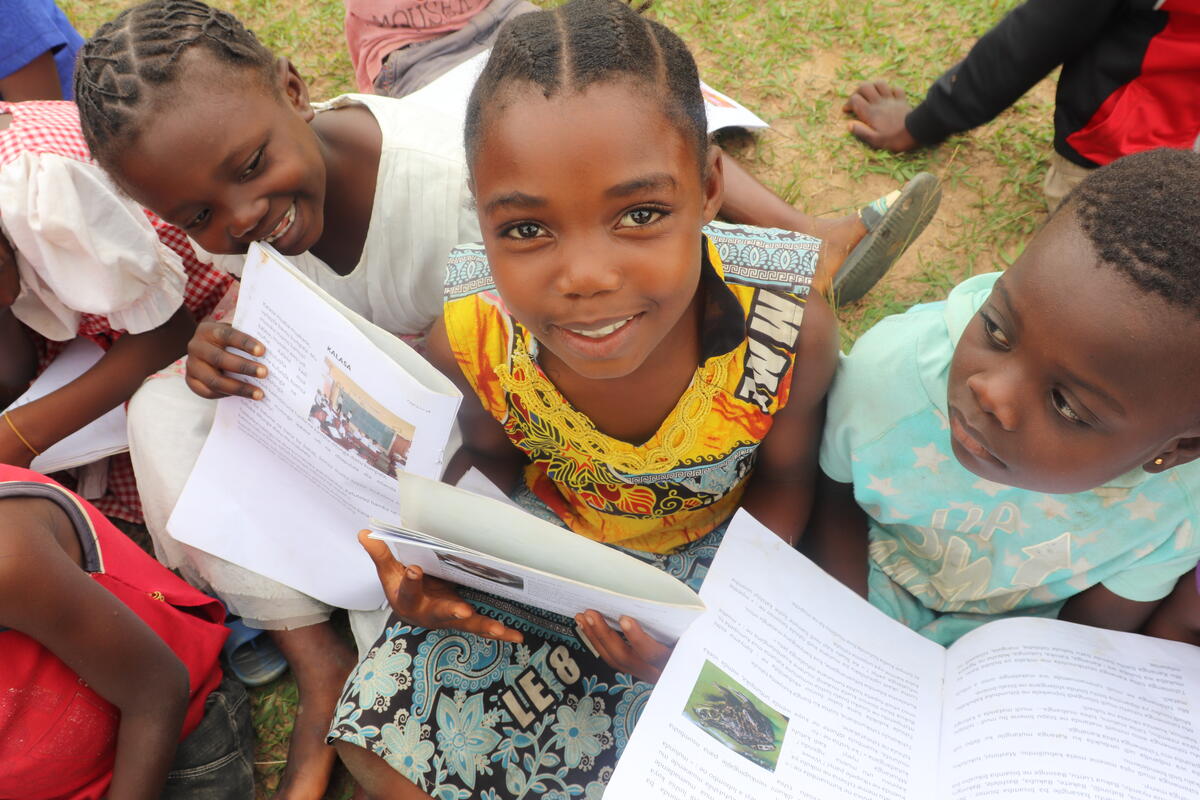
[
  {"left": 966, "top": 369, "right": 1020, "bottom": 431},
  {"left": 225, "top": 190, "right": 269, "bottom": 244},
  {"left": 553, "top": 235, "right": 622, "bottom": 298}
]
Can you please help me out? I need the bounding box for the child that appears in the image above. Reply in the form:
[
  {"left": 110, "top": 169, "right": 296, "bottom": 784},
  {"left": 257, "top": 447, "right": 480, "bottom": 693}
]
[
  {"left": 344, "top": 0, "right": 536, "bottom": 98},
  {"left": 74, "top": 1, "right": 933, "bottom": 794},
  {"left": 806, "top": 147, "right": 1200, "bottom": 647},
  {"left": 323, "top": 1, "right": 838, "bottom": 795},
  {"left": 73, "top": 2, "right": 490, "bottom": 795},
  {"left": 843, "top": 0, "right": 1200, "bottom": 209},
  {"left": 0, "top": 99, "right": 233, "bottom": 522},
  {"left": 0, "top": 464, "right": 253, "bottom": 798}
]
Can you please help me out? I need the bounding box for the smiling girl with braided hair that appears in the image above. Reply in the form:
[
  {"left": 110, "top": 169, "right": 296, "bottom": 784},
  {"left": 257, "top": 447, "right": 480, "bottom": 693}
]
[{"left": 74, "top": 2, "right": 483, "bottom": 795}]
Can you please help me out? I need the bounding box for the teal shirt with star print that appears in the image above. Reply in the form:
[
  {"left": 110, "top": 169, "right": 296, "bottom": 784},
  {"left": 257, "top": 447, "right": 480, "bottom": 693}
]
[{"left": 819, "top": 272, "right": 1200, "bottom": 645}]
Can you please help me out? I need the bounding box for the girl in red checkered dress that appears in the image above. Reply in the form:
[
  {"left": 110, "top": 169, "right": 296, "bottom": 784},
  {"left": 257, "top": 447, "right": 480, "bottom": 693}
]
[{"left": 0, "top": 100, "right": 233, "bottom": 522}]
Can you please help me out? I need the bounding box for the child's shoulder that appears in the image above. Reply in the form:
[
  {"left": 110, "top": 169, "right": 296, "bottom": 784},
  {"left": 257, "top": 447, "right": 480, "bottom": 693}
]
[
  {"left": 443, "top": 241, "right": 492, "bottom": 302},
  {"left": 317, "top": 93, "right": 468, "bottom": 163},
  {"left": 703, "top": 221, "right": 822, "bottom": 297},
  {"left": 822, "top": 274, "right": 1000, "bottom": 476}
]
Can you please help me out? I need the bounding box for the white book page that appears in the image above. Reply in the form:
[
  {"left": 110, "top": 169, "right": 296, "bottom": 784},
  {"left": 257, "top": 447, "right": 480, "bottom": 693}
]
[
  {"left": 6, "top": 338, "right": 128, "bottom": 473},
  {"left": 605, "top": 511, "right": 944, "bottom": 800},
  {"left": 940, "top": 616, "right": 1200, "bottom": 800},
  {"left": 169, "top": 244, "right": 460, "bottom": 610},
  {"left": 389, "top": 471, "right": 704, "bottom": 642}
]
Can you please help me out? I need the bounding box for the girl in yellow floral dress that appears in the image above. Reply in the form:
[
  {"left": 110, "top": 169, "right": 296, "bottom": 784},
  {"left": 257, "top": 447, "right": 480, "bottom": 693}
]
[{"left": 328, "top": 1, "right": 839, "bottom": 796}]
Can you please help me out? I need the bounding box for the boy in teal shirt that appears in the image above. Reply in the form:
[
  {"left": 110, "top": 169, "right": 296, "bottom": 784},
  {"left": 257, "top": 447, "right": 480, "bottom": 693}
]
[{"left": 810, "top": 148, "right": 1200, "bottom": 645}]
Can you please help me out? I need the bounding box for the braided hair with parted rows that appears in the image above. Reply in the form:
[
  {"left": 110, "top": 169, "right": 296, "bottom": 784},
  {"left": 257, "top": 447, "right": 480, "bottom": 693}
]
[
  {"left": 74, "top": 0, "right": 275, "bottom": 166},
  {"left": 1066, "top": 148, "right": 1200, "bottom": 316},
  {"left": 463, "top": 0, "right": 708, "bottom": 174}
]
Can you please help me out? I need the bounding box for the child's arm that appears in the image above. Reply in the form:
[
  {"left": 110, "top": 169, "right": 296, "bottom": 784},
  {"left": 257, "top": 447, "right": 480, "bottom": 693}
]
[
  {"left": 739, "top": 292, "right": 840, "bottom": 545},
  {"left": 0, "top": 496, "right": 190, "bottom": 799},
  {"left": 0, "top": 306, "right": 195, "bottom": 467},
  {"left": 1057, "top": 582, "right": 1161, "bottom": 633},
  {"left": 801, "top": 473, "right": 871, "bottom": 598},
  {"left": 0, "top": 51, "right": 64, "bottom": 102},
  {"left": 0, "top": 233, "right": 39, "bottom": 405},
  {"left": 425, "top": 316, "right": 528, "bottom": 489},
  {"left": 1142, "top": 568, "right": 1200, "bottom": 645}
]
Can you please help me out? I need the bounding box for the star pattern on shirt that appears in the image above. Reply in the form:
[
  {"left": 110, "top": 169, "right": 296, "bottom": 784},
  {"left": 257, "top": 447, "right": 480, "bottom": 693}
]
[
  {"left": 866, "top": 475, "right": 901, "bottom": 497},
  {"left": 972, "top": 479, "right": 1009, "bottom": 497},
  {"left": 913, "top": 443, "right": 950, "bottom": 473},
  {"left": 1124, "top": 493, "right": 1162, "bottom": 522},
  {"left": 1033, "top": 495, "right": 1070, "bottom": 520},
  {"left": 1093, "top": 487, "right": 1130, "bottom": 508}
]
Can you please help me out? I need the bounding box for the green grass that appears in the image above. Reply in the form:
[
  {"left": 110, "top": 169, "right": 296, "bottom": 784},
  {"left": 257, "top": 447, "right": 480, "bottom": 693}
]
[{"left": 59, "top": 0, "right": 1051, "bottom": 795}]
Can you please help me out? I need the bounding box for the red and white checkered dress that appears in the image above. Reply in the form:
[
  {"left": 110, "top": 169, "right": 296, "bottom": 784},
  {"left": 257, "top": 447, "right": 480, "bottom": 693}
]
[{"left": 0, "top": 101, "right": 234, "bottom": 523}]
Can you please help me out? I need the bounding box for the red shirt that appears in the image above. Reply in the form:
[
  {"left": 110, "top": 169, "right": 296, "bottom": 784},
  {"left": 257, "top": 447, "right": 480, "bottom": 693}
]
[{"left": 0, "top": 467, "right": 227, "bottom": 800}]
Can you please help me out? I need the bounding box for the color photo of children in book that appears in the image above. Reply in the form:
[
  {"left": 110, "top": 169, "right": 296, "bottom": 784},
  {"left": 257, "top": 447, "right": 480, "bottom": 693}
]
[
  {"left": 806, "top": 148, "right": 1200, "bottom": 647},
  {"left": 327, "top": 1, "right": 840, "bottom": 795},
  {"left": 309, "top": 360, "right": 415, "bottom": 478}
]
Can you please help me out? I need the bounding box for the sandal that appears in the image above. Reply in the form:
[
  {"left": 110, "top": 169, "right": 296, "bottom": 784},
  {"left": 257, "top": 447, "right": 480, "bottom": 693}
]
[
  {"left": 222, "top": 617, "right": 289, "bottom": 687},
  {"left": 832, "top": 171, "right": 942, "bottom": 305}
]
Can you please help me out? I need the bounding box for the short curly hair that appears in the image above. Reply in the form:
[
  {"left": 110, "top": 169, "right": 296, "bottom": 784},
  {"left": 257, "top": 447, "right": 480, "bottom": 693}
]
[{"left": 1065, "top": 148, "right": 1200, "bottom": 316}]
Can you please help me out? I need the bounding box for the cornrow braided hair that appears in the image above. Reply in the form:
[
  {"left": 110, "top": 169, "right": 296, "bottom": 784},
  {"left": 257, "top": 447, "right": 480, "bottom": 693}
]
[
  {"left": 464, "top": 0, "right": 707, "bottom": 173},
  {"left": 74, "top": 0, "right": 275, "bottom": 165},
  {"left": 1066, "top": 148, "right": 1200, "bottom": 316}
]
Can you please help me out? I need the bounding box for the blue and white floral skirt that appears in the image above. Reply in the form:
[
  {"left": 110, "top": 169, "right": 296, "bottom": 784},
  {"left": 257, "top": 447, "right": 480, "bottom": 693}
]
[{"left": 327, "top": 503, "right": 726, "bottom": 800}]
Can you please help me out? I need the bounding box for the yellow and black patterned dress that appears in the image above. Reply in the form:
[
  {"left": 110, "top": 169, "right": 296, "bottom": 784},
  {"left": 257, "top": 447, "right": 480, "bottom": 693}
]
[
  {"left": 443, "top": 220, "right": 821, "bottom": 553},
  {"left": 328, "top": 222, "right": 820, "bottom": 796}
]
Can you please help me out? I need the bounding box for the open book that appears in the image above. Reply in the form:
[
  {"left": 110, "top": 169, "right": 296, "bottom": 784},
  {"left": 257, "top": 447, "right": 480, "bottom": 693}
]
[
  {"left": 168, "top": 244, "right": 461, "bottom": 610},
  {"left": 369, "top": 471, "right": 704, "bottom": 643},
  {"left": 6, "top": 337, "right": 128, "bottom": 474},
  {"left": 606, "top": 511, "right": 1200, "bottom": 799}
]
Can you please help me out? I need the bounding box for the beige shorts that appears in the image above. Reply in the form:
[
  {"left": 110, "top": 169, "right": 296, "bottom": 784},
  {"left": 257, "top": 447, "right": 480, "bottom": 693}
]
[{"left": 1043, "top": 152, "right": 1094, "bottom": 211}]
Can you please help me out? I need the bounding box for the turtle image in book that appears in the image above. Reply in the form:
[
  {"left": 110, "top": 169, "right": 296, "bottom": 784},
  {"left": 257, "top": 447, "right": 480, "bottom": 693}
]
[
  {"left": 695, "top": 685, "right": 776, "bottom": 751},
  {"left": 683, "top": 660, "right": 788, "bottom": 771}
]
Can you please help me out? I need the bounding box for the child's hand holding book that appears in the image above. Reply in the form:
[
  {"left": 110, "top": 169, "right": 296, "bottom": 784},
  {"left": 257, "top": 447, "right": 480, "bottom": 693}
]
[
  {"left": 358, "top": 530, "right": 523, "bottom": 643},
  {"left": 575, "top": 609, "right": 672, "bottom": 683},
  {"left": 185, "top": 320, "right": 267, "bottom": 401}
]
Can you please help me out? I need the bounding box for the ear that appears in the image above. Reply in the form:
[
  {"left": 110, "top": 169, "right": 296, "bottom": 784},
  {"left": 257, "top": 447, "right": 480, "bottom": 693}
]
[
  {"left": 276, "top": 57, "right": 314, "bottom": 122},
  {"left": 701, "top": 143, "right": 724, "bottom": 224},
  {"left": 1144, "top": 435, "right": 1200, "bottom": 473}
]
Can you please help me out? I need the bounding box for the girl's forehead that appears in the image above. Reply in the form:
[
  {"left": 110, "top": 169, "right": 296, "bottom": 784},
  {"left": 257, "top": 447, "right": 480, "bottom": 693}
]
[{"left": 478, "top": 80, "right": 695, "bottom": 161}]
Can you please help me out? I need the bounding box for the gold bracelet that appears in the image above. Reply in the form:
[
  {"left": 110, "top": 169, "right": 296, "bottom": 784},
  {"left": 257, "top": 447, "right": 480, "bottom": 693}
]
[{"left": 3, "top": 411, "right": 39, "bottom": 457}]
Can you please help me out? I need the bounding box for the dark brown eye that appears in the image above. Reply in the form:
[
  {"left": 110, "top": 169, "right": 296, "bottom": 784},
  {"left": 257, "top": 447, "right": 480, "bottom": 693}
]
[
  {"left": 619, "top": 208, "right": 662, "bottom": 227},
  {"left": 186, "top": 209, "right": 211, "bottom": 230},
  {"left": 1051, "top": 389, "right": 1085, "bottom": 424},
  {"left": 502, "top": 222, "right": 544, "bottom": 240},
  {"left": 982, "top": 314, "right": 1010, "bottom": 348}
]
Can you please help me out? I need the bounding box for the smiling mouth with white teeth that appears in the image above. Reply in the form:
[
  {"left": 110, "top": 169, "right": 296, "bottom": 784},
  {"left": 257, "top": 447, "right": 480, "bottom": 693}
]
[
  {"left": 561, "top": 315, "right": 637, "bottom": 339},
  {"left": 262, "top": 202, "right": 296, "bottom": 244}
]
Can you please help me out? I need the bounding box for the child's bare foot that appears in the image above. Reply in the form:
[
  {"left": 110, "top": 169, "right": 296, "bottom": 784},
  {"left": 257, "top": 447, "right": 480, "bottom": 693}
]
[
  {"left": 843, "top": 81, "right": 920, "bottom": 153},
  {"left": 268, "top": 623, "right": 359, "bottom": 800}
]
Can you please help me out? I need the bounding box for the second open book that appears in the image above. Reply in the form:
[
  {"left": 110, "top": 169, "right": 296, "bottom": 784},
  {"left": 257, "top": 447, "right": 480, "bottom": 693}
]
[{"left": 605, "top": 511, "right": 1200, "bottom": 799}]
